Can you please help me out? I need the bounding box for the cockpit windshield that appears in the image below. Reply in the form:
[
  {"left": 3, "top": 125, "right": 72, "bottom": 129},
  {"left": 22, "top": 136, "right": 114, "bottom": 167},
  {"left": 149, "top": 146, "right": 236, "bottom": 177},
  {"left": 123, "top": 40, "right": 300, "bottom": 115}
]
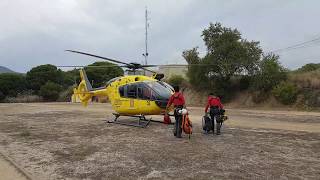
[
  {"left": 159, "top": 81, "right": 174, "bottom": 92},
  {"left": 144, "top": 81, "right": 172, "bottom": 100}
]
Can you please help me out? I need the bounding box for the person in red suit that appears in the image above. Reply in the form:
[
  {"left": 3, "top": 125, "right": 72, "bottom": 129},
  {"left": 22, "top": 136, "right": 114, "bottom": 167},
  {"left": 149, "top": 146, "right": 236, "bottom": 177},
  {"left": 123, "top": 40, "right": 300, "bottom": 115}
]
[
  {"left": 166, "top": 85, "right": 185, "bottom": 138},
  {"left": 205, "top": 93, "right": 224, "bottom": 135}
]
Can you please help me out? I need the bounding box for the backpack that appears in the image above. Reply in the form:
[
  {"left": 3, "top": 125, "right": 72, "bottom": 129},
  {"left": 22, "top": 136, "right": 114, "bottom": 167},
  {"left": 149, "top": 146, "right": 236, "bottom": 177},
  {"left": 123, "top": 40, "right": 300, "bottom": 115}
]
[
  {"left": 182, "top": 114, "right": 192, "bottom": 138},
  {"left": 202, "top": 115, "right": 212, "bottom": 131}
]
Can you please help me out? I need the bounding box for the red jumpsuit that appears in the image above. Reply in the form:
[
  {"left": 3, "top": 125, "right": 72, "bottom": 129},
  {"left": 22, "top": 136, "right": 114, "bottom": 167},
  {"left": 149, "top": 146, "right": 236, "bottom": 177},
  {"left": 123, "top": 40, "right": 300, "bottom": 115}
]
[
  {"left": 166, "top": 92, "right": 185, "bottom": 108},
  {"left": 205, "top": 96, "right": 223, "bottom": 113},
  {"left": 204, "top": 96, "right": 224, "bottom": 135},
  {"left": 166, "top": 92, "right": 185, "bottom": 138}
]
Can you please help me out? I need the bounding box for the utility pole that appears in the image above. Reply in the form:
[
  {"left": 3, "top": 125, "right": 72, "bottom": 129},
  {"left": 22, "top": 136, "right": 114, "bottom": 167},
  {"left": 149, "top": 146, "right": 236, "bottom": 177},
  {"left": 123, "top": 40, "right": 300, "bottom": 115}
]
[{"left": 142, "top": 7, "right": 149, "bottom": 66}]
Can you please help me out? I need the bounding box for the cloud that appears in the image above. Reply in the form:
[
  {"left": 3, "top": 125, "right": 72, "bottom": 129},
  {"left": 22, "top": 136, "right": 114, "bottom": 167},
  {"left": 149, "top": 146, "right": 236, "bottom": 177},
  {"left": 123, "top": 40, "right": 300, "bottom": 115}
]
[{"left": 0, "top": 0, "right": 319, "bottom": 72}]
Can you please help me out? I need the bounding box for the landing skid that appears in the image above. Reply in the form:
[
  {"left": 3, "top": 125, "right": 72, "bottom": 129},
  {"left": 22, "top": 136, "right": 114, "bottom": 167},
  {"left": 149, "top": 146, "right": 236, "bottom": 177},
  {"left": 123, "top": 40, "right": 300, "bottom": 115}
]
[
  {"left": 107, "top": 113, "right": 174, "bottom": 128},
  {"left": 107, "top": 113, "right": 152, "bottom": 128}
]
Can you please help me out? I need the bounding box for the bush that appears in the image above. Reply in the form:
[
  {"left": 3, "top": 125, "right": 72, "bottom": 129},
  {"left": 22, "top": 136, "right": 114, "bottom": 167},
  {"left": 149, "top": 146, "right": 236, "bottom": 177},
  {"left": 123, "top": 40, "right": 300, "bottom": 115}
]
[
  {"left": 0, "top": 73, "right": 27, "bottom": 97},
  {"left": 168, "top": 75, "right": 185, "bottom": 86},
  {"left": 289, "top": 69, "right": 320, "bottom": 89},
  {"left": 4, "top": 95, "right": 42, "bottom": 103},
  {"left": 0, "top": 91, "right": 5, "bottom": 101},
  {"left": 301, "top": 89, "right": 320, "bottom": 107},
  {"left": 272, "top": 82, "right": 298, "bottom": 105},
  {"left": 39, "top": 82, "right": 62, "bottom": 101},
  {"left": 57, "top": 86, "right": 75, "bottom": 102},
  {"left": 239, "top": 76, "right": 251, "bottom": 90},
  {"left": 252, "top": 54, "right": 287, "bottom": 92}
]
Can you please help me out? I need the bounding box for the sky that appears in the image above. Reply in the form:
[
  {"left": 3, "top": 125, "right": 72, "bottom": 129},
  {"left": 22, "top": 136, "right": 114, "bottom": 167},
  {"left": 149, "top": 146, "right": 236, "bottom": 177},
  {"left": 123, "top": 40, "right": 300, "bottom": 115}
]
[{"left": 0, "top": 0, "right": 320, "bottom": 73}]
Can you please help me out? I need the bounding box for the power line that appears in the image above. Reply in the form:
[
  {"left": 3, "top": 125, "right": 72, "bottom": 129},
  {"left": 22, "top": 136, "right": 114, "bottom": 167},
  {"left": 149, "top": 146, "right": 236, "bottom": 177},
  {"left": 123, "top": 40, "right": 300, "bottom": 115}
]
[{"left": 270, "top": 36, "right": 320, "bottom": 53}]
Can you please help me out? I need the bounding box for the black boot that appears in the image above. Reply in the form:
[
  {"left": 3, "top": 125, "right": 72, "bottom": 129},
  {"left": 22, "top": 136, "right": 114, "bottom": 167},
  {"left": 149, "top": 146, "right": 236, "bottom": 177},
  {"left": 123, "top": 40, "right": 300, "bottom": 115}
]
[
  {"left": 216, "top": 123, "right": 221, "bottom": 135},
  {"left": 176, "top": 116, "right": 182, "bottom": 138}
]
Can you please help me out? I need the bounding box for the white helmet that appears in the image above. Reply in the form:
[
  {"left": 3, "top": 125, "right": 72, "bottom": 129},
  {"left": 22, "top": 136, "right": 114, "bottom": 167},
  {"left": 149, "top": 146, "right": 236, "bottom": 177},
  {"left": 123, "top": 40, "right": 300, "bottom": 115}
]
[{"left": 181, "top": 108, "right": 188, "bottom": 115}]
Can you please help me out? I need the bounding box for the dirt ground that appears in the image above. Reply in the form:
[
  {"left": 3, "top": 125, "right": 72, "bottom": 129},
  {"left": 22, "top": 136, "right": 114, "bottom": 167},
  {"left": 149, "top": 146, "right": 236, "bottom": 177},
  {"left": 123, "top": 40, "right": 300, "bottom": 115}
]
[
  {"left": 0, "top": 155, "right": 28, "bottom": 180},
  {"left": 0, "top": 103, "right": 319, "bottom": 180}
]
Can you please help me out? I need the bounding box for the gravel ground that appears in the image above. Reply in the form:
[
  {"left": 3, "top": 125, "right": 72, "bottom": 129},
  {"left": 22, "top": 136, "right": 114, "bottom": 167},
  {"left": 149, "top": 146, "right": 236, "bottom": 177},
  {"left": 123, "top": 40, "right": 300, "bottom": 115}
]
[{"left": 0, "top": 103, "right": 319, "bottom": 180}]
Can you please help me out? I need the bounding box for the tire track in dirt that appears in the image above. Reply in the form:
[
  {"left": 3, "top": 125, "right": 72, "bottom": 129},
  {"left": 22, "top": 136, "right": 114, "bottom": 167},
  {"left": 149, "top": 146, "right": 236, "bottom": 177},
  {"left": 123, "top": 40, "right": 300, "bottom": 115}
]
[{"left": 0, "top": 151, "right": 36, "bottom": 180}]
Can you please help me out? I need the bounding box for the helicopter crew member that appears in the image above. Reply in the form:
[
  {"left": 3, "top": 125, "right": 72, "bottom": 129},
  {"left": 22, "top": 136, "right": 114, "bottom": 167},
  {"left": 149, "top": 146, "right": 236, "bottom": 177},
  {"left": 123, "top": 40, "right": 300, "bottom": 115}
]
[
  {"left": 205, "top": 93, "right": 224, "bottom": 135},
  {"left": 166, "top": 85, "right": 186, "bottom": 138}
]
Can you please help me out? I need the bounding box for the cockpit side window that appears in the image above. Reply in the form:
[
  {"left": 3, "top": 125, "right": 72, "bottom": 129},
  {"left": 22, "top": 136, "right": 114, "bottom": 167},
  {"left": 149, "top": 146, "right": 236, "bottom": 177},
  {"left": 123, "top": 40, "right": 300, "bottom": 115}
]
[{"left": 119, "top": 82, "right": 157, "bottom": 100}]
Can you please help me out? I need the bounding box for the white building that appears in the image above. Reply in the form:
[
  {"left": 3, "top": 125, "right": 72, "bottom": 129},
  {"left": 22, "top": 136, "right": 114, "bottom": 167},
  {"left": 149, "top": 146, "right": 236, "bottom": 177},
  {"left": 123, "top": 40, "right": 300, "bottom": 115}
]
[{"left": 157, "top": 65, "right": 188, "bottom": 79}]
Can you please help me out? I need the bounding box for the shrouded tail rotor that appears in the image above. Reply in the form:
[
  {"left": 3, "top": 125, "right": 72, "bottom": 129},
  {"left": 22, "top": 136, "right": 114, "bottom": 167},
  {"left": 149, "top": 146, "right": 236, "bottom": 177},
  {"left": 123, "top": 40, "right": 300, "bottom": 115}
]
[{"left": 73, "top": 69, "right": 93, "bottom": 106}]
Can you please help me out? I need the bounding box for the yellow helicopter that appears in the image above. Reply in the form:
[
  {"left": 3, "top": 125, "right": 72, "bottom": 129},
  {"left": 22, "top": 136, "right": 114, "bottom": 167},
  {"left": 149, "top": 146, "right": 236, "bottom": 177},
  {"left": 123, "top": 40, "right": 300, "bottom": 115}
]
[{"left": 65, "top": 50, "right": 176, "bottom": 127}]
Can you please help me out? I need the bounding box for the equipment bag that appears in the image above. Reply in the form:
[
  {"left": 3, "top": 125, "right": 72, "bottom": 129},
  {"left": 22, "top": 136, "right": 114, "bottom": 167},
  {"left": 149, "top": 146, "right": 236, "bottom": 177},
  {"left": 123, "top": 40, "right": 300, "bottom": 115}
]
[
  {"left": 163, "top": 114, "right": 171, "bottom": 124},
  {"left": 202, "top": 115, "right": 213, "bottom": 131},
  {"left": 182, "top": 114, "right": 192, "bottom": 138}
]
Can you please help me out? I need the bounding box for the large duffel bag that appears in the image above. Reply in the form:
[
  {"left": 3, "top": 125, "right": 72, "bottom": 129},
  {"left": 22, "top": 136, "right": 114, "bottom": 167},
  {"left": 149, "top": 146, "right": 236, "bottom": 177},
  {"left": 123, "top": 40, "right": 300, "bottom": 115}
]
[{"left": 202, "top": 115, "right": 212, "bottom": 131}]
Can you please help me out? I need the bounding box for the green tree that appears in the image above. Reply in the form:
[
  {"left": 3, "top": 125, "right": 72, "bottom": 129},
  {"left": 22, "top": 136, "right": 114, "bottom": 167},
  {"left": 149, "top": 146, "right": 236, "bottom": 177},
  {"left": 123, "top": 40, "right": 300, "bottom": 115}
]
[
  {"left": 39, "top": 81, "right": 62, "bottom": 101},
  {"left": 62, "top": 68, "right": 81, "bottom": 87},
  {"left": 182, "top": 47, "right": 208, "bottom": 88},
  {"left": 0, "top": 73, "right": 27, "bottom": 97},
  {"left": 252, "top": 53, "right": 287, "bottom": 92},
  {"left": 26, "top": 64, "right": 63, "bottom": 93},
  {"left": 202, "top": 22, "right": 262, "bottom": 80},
  {"left": 183, "top": 22, "right": 263, "bottom": 100},
  {"left": 85, "top": 61, "right": 124, "bottom": 88},
  {"left": 168, "top": 75, "right": 185, "bottom": 86}
]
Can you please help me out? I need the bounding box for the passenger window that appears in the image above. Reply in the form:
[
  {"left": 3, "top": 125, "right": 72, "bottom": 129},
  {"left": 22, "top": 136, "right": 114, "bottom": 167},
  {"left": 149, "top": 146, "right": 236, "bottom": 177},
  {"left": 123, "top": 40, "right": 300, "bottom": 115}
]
[
  {"left": 119, "top": 86, "right": 124, "bottom": 97},
  {"left": 137, "top": 87, "right": 143, "bottom": 99},
  {"left": 136, "top": 83, "right": 154, "bottom": 100},
  {"left": 119, "top": 83, "right": 157, "bottom": 100},
  {"left": 127, "top": 84, "right": 137, "bottom": 98},
  {"left": 143, "top": 88, "right": 152, "bottom": 100}
]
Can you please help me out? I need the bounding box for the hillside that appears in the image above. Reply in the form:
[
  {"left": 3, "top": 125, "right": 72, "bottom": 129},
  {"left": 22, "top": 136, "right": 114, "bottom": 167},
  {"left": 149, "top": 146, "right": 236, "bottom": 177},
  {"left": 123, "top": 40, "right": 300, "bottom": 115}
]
[{"left": 0, "top": 66, "right": 15, "bottom": 73}]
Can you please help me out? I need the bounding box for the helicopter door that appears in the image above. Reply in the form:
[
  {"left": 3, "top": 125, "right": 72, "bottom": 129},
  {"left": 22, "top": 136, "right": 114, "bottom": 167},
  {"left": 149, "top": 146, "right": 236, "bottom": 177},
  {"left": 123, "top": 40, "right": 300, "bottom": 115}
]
[
  {"left": 118, "top": 83, "right": 156, "bottom": 114},
  {"left": 136, "top": 83, "right": 158, "bottom": 113},
  {"left": 118, "top": 84, "right": 136, "bottom": 112},
  {"left": 137, "top": 85, "right": 152, "bottom": 106},
  {"left": 127, "top": 84, "right": 137, "bottom": 110}
]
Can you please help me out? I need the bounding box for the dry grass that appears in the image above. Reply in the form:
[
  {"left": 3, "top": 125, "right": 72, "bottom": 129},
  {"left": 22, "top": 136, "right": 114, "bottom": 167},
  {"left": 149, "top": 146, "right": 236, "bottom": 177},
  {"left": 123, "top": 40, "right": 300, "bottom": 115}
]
[
  {"left": 289, "top": 69, "right": 320, "bottom": 89},
  {"left": 183, "top": 88, "right": 208, "bottom": 106},
  {"left": 4, "top": 95, "right": 42, "bottom": 103}
]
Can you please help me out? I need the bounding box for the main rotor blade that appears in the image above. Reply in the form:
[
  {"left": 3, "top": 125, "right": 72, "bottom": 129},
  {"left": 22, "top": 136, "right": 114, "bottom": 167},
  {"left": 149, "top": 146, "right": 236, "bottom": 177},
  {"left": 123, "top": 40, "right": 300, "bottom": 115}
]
[
  {"left": 57, "top": 65, "right": 127, "bottom": 68},
  {"left": 66, "top": 50, "right": 131, "bottom": 66},
  {"left": 159, "top": 64, "right": 213, "bottom": 67},
  {"left": 139, "top": 64, "right": 159, "bottom": 68},
  {"left": 138, "top": 64, "right": 219, "bottom": 68}
]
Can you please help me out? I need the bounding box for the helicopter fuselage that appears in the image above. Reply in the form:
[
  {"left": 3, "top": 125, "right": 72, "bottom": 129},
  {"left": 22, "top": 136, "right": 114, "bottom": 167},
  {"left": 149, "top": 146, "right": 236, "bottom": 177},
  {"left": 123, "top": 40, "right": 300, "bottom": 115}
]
[{"left": 74, "top": 71, "right": 174, "bottom": 116}]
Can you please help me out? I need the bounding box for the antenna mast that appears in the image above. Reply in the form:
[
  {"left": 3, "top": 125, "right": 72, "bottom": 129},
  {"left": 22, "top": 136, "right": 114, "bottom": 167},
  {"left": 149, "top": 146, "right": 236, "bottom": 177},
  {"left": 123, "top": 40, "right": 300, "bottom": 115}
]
[{"left": 142, "top": 7, "right": 149, "bottom": 65}]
